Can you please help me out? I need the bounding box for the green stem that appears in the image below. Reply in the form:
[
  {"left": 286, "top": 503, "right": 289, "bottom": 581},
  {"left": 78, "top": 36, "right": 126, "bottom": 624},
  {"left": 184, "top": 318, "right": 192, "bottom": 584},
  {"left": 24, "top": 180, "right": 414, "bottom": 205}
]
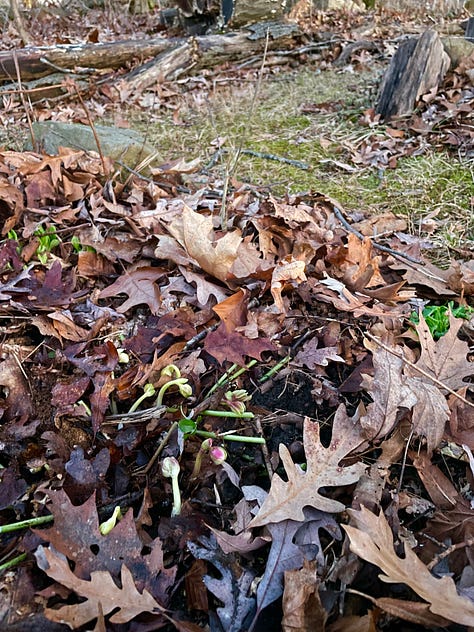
[
  {"left": 0, "top": 515, "right": 53, "bottom": 534},
  {"left": 259, "top": 355, "right": 290, "bottom": 383},
  {"left": 156, "top": 379, "right": 188, "bottom": 406},
  {"left": 200, "top": 410, "right": 254, "bottom": 419},
  {"left": 171, "top": 476, "right": 182, "bottom": 516},
  {"left": 207, "top": 360, "right": 258, "bottom": 396},
  {"left": 195, "top": 430, "right": 265, "bottom": 444},
  {"left": 0, "top": 553, "right": 27, "bottom": 573}
]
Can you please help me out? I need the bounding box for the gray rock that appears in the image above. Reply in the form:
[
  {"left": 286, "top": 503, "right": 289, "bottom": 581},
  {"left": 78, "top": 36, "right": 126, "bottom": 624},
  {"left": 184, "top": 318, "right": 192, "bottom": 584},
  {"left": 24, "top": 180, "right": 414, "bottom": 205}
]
[{"left": 27, "top": 121, "right": 161, "bottom": 170}]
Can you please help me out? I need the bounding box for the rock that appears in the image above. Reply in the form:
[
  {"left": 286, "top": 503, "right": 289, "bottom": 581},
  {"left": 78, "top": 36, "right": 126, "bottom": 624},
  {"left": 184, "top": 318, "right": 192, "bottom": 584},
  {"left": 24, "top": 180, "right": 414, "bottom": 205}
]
[
  {"left": 442, "top": 36, "right": 474, "bottom": 68},
  {"left": 27, "top": 121, "right": 161, "bottom": 170},
  {"left": 313, "top": 0, "right": 365, "bottom": 10}
]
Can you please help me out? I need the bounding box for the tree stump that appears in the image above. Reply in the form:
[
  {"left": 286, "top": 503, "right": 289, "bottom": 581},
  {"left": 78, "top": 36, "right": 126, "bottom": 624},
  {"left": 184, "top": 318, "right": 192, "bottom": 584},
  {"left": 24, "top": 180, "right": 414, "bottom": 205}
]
[{"left": 375, "top": 30, "right": 450, "bottom": 120}]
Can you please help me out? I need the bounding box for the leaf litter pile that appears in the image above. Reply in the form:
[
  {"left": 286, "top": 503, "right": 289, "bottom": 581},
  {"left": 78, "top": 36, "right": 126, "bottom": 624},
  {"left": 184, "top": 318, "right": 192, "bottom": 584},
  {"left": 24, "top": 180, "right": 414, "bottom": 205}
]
[
  {"left": 1, "top": 12, "right": 474, "bottom": 632},
  {"left": 1, "top": 146, "right": 474, "bottom": 632}
]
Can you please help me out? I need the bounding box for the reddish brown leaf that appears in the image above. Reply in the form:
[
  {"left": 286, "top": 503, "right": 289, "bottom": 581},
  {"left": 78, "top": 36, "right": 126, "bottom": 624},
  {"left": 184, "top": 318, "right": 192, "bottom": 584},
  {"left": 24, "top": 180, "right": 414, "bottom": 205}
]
[{"left": 99, "top": 266, "right": 165, "bottom": 314}]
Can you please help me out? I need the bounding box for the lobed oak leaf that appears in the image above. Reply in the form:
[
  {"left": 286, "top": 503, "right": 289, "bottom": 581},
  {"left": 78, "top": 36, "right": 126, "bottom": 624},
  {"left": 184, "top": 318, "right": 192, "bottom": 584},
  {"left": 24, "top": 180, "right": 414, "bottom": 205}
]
[
  {"left": 98, "top": 266, "right": 165, "bottom": 314},
  {"left": 37, "top": 546, "right": 162, "bottom": 627},
  {"left": 35, "top": 489, "right": 175, "bottom": 601},
  {"left": 410, "top": 312, "right": 474, "bottom": 392},
  {"left": 344, "top": 506, "right": 474, "bottom": 627},
  {"left": 249, "top": 412, "right": 366, "bottom": 527},
  {"left": 360, "top": 345, "right": 449, "bottom": 451},
  {"left": 187, "top": 535, "right": 256, "bottom": 632},
  {"left": 167, "top": 205, "right": 243, "bottom": 283}
]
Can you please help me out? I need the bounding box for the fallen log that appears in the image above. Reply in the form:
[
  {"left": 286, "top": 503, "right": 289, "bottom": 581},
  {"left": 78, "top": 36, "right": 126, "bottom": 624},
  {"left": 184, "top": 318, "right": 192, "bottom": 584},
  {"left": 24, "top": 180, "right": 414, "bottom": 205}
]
[
  {"left": 122, "top": 21, "right": 299, "bottom": 91},
  {"left": 0, "top": 20, "right": 299, "bottom": 89},
  {"left": 0, "top": 37, "right": 172, "bottom": 82}
]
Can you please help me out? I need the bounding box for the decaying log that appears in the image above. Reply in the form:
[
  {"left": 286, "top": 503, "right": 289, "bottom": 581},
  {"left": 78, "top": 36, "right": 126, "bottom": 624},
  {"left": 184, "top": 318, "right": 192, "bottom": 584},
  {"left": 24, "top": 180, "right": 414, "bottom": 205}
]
[
  {"left": 122, "top": 21, "right": 300, "bottom": 91},
  {"left": 0, "top": 37, "right": 172, "bottom": 82},
  {"left": 375, "top": 30, "right": 450, "bottom": 120},
  {"left": 0, "top": 20, "right": 299, "bottom": 91}
]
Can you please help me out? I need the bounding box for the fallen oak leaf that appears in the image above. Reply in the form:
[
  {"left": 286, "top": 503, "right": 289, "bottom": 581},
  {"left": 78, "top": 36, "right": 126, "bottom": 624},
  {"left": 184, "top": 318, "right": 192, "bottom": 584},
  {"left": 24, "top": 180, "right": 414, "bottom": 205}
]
[
  {"left": 249, "top": 410, "right": 366, "bottom": 527},
  {"left": 409, "top": 312, "right": 474, "bottom": 392},
  {"left": 168, "top": 205, "right": 243, "bottom": 283},
  {"left": 343, "top": 506, "right": 474, "bottom": 627},
  {"left": 98, "top": 266, "right": 166, "bottom": 314},
  {"left": 36, "top": 546, "right": 163, "bottom": 627}
]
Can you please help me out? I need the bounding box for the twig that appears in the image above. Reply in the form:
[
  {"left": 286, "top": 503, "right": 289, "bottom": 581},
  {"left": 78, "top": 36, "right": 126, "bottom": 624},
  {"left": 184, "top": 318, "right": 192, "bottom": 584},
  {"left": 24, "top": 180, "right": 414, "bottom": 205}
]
[
  {"left": 133, "top": 421, "right": 178, "bottom": 476},
  {"left": 240, "top": 149, "right": 310, "bottom": 170},
  {"left": 253, "top": 416, "right": 273, "bottom": 478},
  {"left": 73, "top": 83, "right": 108, "bottom": 175},
  {"left": 333, "top": 205, "right": 422, "bottom": 265},
  {"left": 365, "top": 333, "right": 474, "bottom": 409},
  {"left": 220, "top": 29, "right": 270, "bottom": 229},
  {"left": 427, "top": 537, "right": 474, "bottom": 571},
  {"left": 13, "top": 52, "right": 36, "bottom": 152}
]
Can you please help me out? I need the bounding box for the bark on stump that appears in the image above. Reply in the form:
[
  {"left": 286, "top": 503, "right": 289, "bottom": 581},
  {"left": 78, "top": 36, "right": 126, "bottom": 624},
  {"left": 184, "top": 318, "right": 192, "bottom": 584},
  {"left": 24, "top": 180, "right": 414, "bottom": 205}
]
[{"left": 375, "top": 30, "right": 450, "bottom": 120}]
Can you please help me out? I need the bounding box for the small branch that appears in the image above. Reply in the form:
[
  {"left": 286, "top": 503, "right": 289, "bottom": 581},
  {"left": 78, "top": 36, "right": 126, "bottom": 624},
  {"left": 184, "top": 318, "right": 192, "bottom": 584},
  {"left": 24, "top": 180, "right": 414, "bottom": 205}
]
[
  {"left": 365, "top": 333, "right": 474, "bottom": 409},
  {"left": 333, "top": 206, "right": 422, "bottom": 265},
  {"left": 13, "top": 52, "right": 36, "bottom": 152},
  {"left": 427, "top": 537, "right": 474, "bottom": 571},
  {"left": 241, "top": 149, "right": 310, "bottom": 170},
  {"left": 133, "top": 421, "right": 178, "bottom": 476}
]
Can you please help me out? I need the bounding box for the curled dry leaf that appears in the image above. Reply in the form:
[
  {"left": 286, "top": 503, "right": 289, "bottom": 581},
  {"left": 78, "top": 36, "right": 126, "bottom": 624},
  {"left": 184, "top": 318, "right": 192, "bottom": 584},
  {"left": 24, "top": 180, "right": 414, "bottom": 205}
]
[
  {"left": 410, "top": 312, "right": 474, "bottom": 392},
  {"left": 361, "top": 344, "right": 449, "bottom": 452},
  {"left": 271, "top": 255, "right": 307, "bottom": 314},
  {"left": 344, "top": 506, "right": 474, "bottom": 627}
]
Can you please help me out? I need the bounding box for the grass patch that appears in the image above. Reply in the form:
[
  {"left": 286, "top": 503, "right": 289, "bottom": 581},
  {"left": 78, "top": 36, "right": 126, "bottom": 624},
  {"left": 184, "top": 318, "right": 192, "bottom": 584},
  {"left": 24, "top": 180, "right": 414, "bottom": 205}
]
[{"left": 131, "top": 65, "right": 472, "bottom": 256}]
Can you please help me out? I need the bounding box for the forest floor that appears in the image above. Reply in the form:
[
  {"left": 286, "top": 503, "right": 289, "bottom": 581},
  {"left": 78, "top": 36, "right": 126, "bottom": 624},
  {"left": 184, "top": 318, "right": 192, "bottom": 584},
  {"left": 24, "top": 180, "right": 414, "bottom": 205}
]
[{"left": 0, "top": 4, "right": 474, "bottom": 632}]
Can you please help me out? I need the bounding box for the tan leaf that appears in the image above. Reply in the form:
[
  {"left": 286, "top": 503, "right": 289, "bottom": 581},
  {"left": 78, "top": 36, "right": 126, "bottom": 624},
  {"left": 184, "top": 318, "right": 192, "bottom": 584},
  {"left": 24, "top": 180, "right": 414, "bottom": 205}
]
[
  {"left": 282, "top": 560, "right": 327, "bottom": 632},
  {"left": 343, "top": 506, "right": 474, "bottom": 627},
  {"left": 271, "top": 256, "right": 307, "bottom": 314},
  {"left": 410, "top": 312, "right": 474, "bottom": 392},
  {"left": 360, "top": 346, "right": 448, "bottom": 451},
  {"left": 40, "top": 547, "right": 162, "bottom": 628},
  {"left": 360, "top": 346, "right": 418, "bottom": 440},
  {"left": 179, "top": 206, "right": 243, "bottom": 282},
  {"left": 249, "top": 410, "right": 366, "bottom": 527}
]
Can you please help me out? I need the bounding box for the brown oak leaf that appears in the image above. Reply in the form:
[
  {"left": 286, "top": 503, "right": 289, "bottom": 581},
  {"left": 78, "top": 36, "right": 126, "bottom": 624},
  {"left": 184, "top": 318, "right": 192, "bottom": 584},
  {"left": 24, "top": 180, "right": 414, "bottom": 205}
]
[
  {"left": 344, "top": 506, "right": 474, "bottom": 627},
  {"left": 410, "top": 312, "right": 474, "bottom": 392},
  {"left": 249, "top": 409, "right": 366, "bottom": 527},
  {"left": 36, "top": 546, "right": 162, "bottom": 627},
  {"left": 98, "top": 266, "right": 166, "bottom": 314}
]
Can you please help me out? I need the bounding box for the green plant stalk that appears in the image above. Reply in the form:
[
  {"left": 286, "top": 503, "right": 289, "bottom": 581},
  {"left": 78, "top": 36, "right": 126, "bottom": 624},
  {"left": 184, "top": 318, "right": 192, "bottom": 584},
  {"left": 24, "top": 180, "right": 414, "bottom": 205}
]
[
  {"left": 0, "top": 553, "right": 27, "bottom": 573},
  {"left": 156, "top": 378, "right": 189, "bottom": 406},
  {"left": 207, "top": 360, "right": 258, "bottom": 397},
  {"left": 199, "top": 410, "right": 254, "bottom": 419},
  {"left": 259, "top": 354, "right": 290, "bottom": 382},
  {"left": 0, "top": 515, "right": 53, "bottom": 534},
  {"left": 195, "top": 430, "right": 265, "bottom": 444},
  {"left": 128, "top": 384, "right": 155, "bottom": 413}
]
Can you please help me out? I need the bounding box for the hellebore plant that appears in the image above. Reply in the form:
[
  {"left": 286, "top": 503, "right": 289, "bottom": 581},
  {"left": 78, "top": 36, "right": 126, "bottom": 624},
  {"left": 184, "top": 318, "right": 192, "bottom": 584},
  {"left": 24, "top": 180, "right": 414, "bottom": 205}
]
[
  {"left": 220, "top": 389, "right": 252, "bottom": 414},
  {"left": 156, "top": 365, "right": 192, "bottom": 407},
  {"left": 162, "top": 456, "right": 182, "bottom": 517},
  {"left": 190, "top": 439, "right": 228, "bottom": 481},
  {"left": 99, "top": 506, "right": 123, "bottom": 535},
  {"left": 128, "top": 383, "right": 156, "bottom": 413}
]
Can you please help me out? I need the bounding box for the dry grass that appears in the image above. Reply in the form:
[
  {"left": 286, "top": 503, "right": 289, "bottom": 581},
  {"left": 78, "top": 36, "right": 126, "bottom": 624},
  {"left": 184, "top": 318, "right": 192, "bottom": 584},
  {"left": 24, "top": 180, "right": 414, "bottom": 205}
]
[{"left": 131, "top": 63, "right": 473, "bottom": 260}]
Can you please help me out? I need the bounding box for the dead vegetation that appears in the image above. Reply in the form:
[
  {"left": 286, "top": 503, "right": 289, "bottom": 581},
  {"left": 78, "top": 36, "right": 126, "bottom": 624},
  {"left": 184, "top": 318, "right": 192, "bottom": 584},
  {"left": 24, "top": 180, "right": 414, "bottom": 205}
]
[{"left": 0, "top": 3, "right": 474, "bottom": 632}]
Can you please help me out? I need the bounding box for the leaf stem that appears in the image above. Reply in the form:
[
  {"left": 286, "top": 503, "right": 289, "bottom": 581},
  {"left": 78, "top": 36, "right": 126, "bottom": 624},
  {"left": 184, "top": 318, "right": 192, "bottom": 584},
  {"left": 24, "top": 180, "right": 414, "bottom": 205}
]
[
  {"left": 0, "top": 515, "right": 53, "bottom": 534},
  {"left": 195, "top": 430, "right": 265, "bottom": 444}
]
